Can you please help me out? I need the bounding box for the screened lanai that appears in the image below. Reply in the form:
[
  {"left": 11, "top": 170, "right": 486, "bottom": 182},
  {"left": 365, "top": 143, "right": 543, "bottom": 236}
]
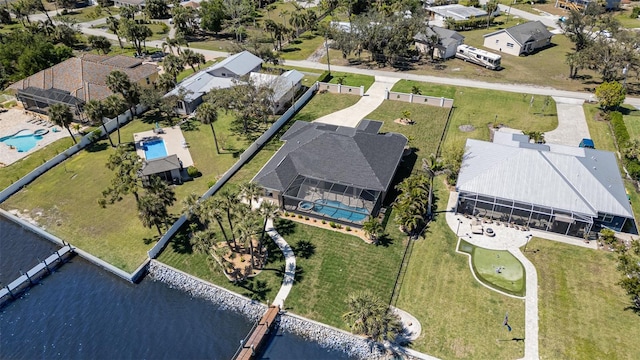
[
  {"left": 281, "top": 175, "right": 380, "bottom": 224},
  {"left": 16, "top": 87, "right": 85, "bottom": 119}
]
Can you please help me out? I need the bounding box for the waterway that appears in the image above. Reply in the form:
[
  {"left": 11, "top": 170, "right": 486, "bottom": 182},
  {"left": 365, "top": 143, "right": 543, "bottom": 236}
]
[{"left": 0, "top": 217, "right": 352, "bottom": 359}]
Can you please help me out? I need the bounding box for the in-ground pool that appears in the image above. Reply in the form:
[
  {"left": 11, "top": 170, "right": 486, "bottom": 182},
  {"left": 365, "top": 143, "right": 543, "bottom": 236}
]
[
  {"left": 0, "top": 129, "right": 46, "bottom": 152},
  {"left": 313, "top": 199, "right": 368, "bottom": 222},
  {"left": 142, "top": 139, "right": 168, "bottom": 160}
]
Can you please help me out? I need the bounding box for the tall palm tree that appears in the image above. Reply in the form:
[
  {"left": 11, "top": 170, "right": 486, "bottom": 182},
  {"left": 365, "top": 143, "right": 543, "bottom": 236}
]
[
  {"left": 156, "top": 73, "right": 176, "bottom": 93},
  {"left": 194, "top": 102, "right": 220, "bottom": 154},
  {"left": 239, "top": 181, "right": 262, "bottom": 209},
  {"left": 289, "top": 11, "right": 305, "bottom": 37},
  {"left": 362, "top": 216, "right": 383, "bottom": 244},
  {"left": 103, "top": 95, "right": 126, "bottom": 145},
  {"left": 258, "top": 200, "right": 280, "bottom": 255},
  {"left": 137, "top": 176, "right": 176, "bottom": 236},
  {"left": 235, "top": 217, "right": 256, "bottom": 271},
  {"left": 163, "top": 54, "right": 185, "bottom": 81},
  {"left": 106, "top": 16, "right": 124, "bottom": 49},
  {"left": 106, "top": 70, "right": 131, "bottom": 97},
  {"left": 207, "top": 198, "right": 232, "bottom": 247},
  {"left": 84, "top": 99, "right": 115, "bottom": 147},
  {"left": 180, "top": 49, "right": 204, "bottom": 72},
  {"left": 48, "top": 103, "right": 76, "bottom": 144},
  {"left": 219, "top": 190, "right": 240, "bottom": 247}
]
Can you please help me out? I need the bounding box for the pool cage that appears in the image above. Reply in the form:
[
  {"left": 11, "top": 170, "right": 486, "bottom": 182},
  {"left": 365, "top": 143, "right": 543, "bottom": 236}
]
[
  {"left": 281, "top": 175, "right": 381, "bottom": 226},
  {"left": 16, "top": 87, "right": 86, "bottom": 121}
]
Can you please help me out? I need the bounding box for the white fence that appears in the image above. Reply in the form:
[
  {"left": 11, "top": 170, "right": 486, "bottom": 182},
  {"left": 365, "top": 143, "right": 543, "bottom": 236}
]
[
  {"left": 317, "top": 82, "right": 364, "bottom": 96},
  {"left": 147, "top": 83, "right": 319, "bottom": 259},
  {"left": 386, "top": 91, "right": 454, "bottom": 108},
  {"left": 0, "top": 105, "right": 145, "bottom": 203}
]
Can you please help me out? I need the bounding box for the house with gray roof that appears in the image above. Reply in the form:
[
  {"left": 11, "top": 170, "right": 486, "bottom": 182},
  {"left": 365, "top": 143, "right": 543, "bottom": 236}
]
[
  {"left": 253, "top": 120, "right": 407, "bottom": 226},
  {"left": 167, "top": 51, "right": 263, "bottom": 114},
  {"left": 139, "top": 154, "right": 183, "bottom": 184},
  {"left": 483, "top": 21, "right": 553, "bottom": 56},
  {"left": 414, "top": 26, "right": 465, "bottom": 59},
  {"left": 249, "top": 70, "right": 304, "bottom": 114},
  {"left": 455, "top": 132, "right": 637, "bottom": 238},
  {"left": 426, "top": 4, "right": 488, "bottom": 22}
]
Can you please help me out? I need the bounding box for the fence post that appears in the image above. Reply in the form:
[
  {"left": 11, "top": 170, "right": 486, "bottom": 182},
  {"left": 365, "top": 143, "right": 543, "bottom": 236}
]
[
  {"left": 409, "top": 93, "right": 414, "bottom": 103},
  {"left": 385, "top": 88, "right": 389, "bottom": 100},
  {"left": 337, "top": 83, "right": 341, "bottom": 94},
  {"left": 440, "top": 97, "right": 445, "bottom": 107},
  {"left": 360, "top": 85, "right": 364, "bottom": 96}
]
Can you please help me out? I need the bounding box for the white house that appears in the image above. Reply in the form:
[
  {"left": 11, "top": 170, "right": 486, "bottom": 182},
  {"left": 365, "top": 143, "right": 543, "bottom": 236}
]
[
  {"left": 483, "top": 21, "right": 554, "bottom": 56},
  {"left": 426, "top": 4, "right": 487, "bottom": 23},
  {"left": 250, "top": 70, "right": 304, "bottom": 114},
  {"left": 414, "top": 26, "right": 465, "bottom": 59}
]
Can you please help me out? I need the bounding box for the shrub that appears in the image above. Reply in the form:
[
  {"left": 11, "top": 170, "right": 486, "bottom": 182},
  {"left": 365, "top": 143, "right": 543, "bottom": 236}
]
[
  {"left": 626, "top": 160, "right": 640, "bottom": 180},
  {"left": 631, "top": 6, "right": 640, "bottom": 19},
  {"left": 298, "top": 214, "right": 303, "bottom": 219},
  {"left": 207, "top": 180, "right": 216, "bottom": 188},
  {"left": 345, "top": 226, "right": 351, "bottom": 231},
  {"left": 329, "top": 221, "right": 336, "bottom": 228},
  {"left": 187, "top": 166, "right": 200, "bottom": 178},
  {"left": 159, "top": 23, "right": 169, "bottom": 34},
  {"left": 317, "top": 70, "right": 332, "bottom": 83},
  {"left": 610, "top": 111, "right": 630, "bottom": 147},
  {"left": 305, "top": 216, "right": 309, "bottom": 220},
  {"left": 336, "top": 224, "right": 343, "bottom": 229},
  {"left": 89, "top": 129, "right": 102, "bottom": 143},
  {"left": 321, "top": 220, "right": 326, "bottom": 224}
]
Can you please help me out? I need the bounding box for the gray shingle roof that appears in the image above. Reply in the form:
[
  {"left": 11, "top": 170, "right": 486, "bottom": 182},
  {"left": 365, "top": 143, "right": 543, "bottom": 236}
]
[
  {"left": 253, "top": 120, "right": 407, "bottom": 193},
  {"left": 415, "top": 26, "right": 464, "bottom": 44},
  {"left": 140, "top": 154, "right": 181, "bottom": 176},
  {"left": 457, "top": 137, "right": 633, "bottom": 218},
  {"left": 209, "top": 51, "right": 263, "bottom": 77},
  {"left": 484, "top": 21, "right": 553, "bottom": 46}
]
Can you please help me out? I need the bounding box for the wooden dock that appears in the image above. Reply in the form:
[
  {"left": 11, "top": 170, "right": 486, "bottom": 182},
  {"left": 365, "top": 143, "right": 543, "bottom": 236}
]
[
  {"left": 233, "top": 305, "right": 280, "bottom": 360},
  {"left": 0, "top": 245, "right": 74, "bottom": 304}
]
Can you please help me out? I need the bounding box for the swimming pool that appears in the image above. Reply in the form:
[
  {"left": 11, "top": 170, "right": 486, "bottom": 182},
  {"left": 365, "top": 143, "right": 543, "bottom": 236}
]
[
  {"left": 313, "top": 199, "right": 368, "bottom": 222},
  {"left": 0, "top": 129, "right": 45, "bottom": 152},
  {"left": 143, "top": 139, "right": 168, "bottom": 160}
]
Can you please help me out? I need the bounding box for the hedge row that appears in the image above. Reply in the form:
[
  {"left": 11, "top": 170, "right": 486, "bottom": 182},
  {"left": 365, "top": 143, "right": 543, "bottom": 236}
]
[
  {"left": 610, "top": 111, "right": 630, "bottom": 147},
  {"left": 317, "top": 70, "right": 332, "bottom": 83}
]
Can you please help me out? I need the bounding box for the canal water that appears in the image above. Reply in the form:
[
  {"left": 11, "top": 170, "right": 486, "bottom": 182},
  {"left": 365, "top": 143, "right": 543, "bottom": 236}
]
[{"left": 0, "top": 217, "right": 352, "bottom": 359}]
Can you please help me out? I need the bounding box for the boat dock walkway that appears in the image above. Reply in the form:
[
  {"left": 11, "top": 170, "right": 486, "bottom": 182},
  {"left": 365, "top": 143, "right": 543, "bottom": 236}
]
[
  {"left": 0, "top": 244, "right": 74, "bottom": 305},
  {"left": 232, "top": 305, "right": 280, "bottom": 360}
]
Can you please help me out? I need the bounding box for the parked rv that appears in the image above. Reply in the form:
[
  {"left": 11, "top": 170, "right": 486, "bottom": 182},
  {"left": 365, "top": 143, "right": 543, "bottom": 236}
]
[{"left": 455, "top": 45, "right": 501, "bottom": 70}]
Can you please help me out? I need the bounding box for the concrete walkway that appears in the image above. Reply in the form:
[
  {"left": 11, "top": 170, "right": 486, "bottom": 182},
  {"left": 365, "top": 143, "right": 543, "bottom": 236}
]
[
  {"left": 545, "top": 97, "right": 591, "bottom": 147},
  {"left": 265, "top": 218, "right": 296, "bottom": 309},
  {"left": 313, "top": 76, "right": 399, "bottom": 127}
]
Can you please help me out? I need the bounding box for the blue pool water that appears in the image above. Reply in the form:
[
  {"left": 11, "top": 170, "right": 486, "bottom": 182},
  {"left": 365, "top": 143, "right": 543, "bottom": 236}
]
[
  {"left": 0, "top": 129, "right": 44, "bottom": 152},
  {"left": 313, "top": 199, "right": 368, "bottom": 222},
  {"left": 143, "top": 139, "right": 168, "bottom": 160}
]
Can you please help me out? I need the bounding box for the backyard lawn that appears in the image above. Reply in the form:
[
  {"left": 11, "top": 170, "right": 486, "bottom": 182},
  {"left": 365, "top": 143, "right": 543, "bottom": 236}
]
[
  {"left": 291, "top": 92, "right": 360, "bottom": 122},
  {"left": 55, "top": 6, "right": 120, "bottom": 23},
  {"left": 176, "top": 60, "right": 217, "bottom": 83},
  {"left": 396, "top": 178, "right": 526, "bottom": 359},
  {"left": 525, "top": 238, "right": 640, "bottom": 359},
  {"left": 326, "top": 72, "right": 375, "bottom": 92},
  {"left": 0, "top": 137, "right": 75, "bottom": 190},
  {"left": 583, "top": 104, "right": 616, "bottom": 152},
  {"left": 280, "top": 32, "right": 325, "bottom": 61},
  {"left": 391, "top": 81, "right": 558, "bottom": 158}
]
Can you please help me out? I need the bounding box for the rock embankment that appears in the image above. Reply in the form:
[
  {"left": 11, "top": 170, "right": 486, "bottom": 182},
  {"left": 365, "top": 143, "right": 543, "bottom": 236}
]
[{"left": 148, "top": 261, "right": 265, "bottom": 321}]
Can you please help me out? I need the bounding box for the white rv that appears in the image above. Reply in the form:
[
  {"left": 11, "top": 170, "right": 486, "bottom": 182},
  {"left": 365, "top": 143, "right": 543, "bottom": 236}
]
[{"left": 455, "top": 45, "right": 501, "bottom": 70}]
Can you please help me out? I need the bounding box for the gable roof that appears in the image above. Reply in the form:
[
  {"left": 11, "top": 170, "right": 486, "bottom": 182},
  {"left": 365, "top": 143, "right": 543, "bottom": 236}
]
[
  {"left": 208, "top": 51, "right": 263, "bottom": 77},
  {"left": 457, "top": 137, "right": 633, "bottom": 218},
  {"left": 8, "top": 55, "right": 158, "bottom": 102},
  {"left": 253, "top": 120, "right": 407, "bottom": 193},
  {"left": 249, "top": 70, "right": 304, "bottom": 102},
  {"left": 140, "top": 154, "right": 181, "bottom": 176},
  {"left": 427, "top": 4, "right": 487, "bottom": 20},
  {"left": 166, "top": 71, "right": 235, "bottom": 102},
  {"left": 414, "top": 26, "right": 465, "bottom": 47},
  {"left": 484, "top": 21, "right": 553, "bottom": 46}
]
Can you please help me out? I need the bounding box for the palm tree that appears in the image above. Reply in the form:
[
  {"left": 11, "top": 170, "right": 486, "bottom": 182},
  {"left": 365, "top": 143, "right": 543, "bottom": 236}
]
[
  {"left": 137, "top": 176, "right": 176, "bottom": 236},
  {"left": 156, "top": 73, "right": 176, "bottom": 93},
  {"left": 208, "top": 198, "right": 232, "bottom": 247},
  {"left": 84, "top": 100, "right": 115, "bottom": 147},
  {"left": 194, "top": 102, "right": 220, "bottom": 153},
  {"left": 103, "top": 95, "right": 126, "bottom": 145},
  {"left": 258, "top": 200, "right": 280, "bottom": 257},
  {"left": 220, "top": 190, "right": 240, "bottom": 247},
  {"left": 289, "top": 11, "right": 305, "bottom": 37},
  {"left": 106, "top": 16, "right": 124, "bottom": 49},
  {"left": 236, "top": 217, "right": 257, "bottom": 272},
  {"left": 362, "top": 216, "right": 383, "bottom": 244},
  {"left": 104, "top": 146, "right": 142, "bottom": 204},
  {"left": 48, "top": 103, "right": 76, "bottom": 144},
  {"left": 106, "top": 70, "right": 131, "bottom": 97},
  {"left": 180, "top": 49, "right": 204, "bottom": 72},
  {"left": 163, "top": 54, "right": 185, "bottom": 81},
  {"left": 343, "top": 290, "right": 402, "bottom": 343},
  {"left": 239, "top": 181, "right": 262, "bottom": 208}
]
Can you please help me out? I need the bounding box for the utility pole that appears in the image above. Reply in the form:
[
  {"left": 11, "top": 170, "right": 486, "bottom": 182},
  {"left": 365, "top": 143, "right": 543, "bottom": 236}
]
[{"left": 324, "top": 32, "right": 331, "bottom": 75}]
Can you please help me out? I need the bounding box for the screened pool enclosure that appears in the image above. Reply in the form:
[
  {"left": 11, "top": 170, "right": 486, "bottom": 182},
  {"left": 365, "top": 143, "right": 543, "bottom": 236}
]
[{"left": 281, "top": 175, "right": 381, "bottom": 225}]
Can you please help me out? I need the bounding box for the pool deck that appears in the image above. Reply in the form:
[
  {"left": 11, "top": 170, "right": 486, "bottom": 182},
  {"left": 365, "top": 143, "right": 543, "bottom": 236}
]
[
  {"left": 0, "top": 109, "right": 70, "bottom": 167},
  {"left": 133, "top": 127, "right": 194, "bottom": 167}
]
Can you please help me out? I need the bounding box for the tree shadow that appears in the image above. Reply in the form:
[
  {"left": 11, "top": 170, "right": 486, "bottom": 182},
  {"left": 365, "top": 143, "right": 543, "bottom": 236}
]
[
  {"left": 86, "top": 142, "right": 110, "bottom": 152},
  {"left": 623, "top": 304, "right": 640, "bottom": 315},
  {"left": 170, "top": 229, "right": 193, "bottom": 254},
  {"left": 180, "top": 119, "right": 199, "bottom": 131},
  {"left": 143, "top": 236, "right": 159, "bottom": 245},
  {"left": 375, "top": 233, "right": 394, "bottom": 247},
  {"left": 264, "top": 238, "right": 285, "bottom": 263},
  {"left": 292, "top": 239, "right": 315, "bottom": 259},
  {"left": 235, "top": 279, "right": 270, "bottom": 301},
  {"left": 274, "top": 218, "right": 297, "bottom": 236}
]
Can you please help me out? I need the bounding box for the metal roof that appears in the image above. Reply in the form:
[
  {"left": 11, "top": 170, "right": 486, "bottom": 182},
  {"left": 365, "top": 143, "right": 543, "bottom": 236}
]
[
  {"left": 249, "top": 70, "right": 304, "bottom": 103},
  {"left": 457, "top": 138, "right": 633, "bottom": 218},
  {"left": 427, "top": 5, "right": 487, "bottom": 20},
  {"left": 253, "top": 120, "right": 407, "bottom": 193},
  {"left": 209, "top": 51, "right": 263, "bottom": 77},
  {"left": 166, "top": 72, "right": 235, "bottom": 101}
]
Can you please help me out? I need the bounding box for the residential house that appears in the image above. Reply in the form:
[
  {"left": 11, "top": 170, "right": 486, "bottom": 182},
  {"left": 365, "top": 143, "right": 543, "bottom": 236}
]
[
  {"left": 456, "top": 132, "right": 637, "bottom": 237},
  {"left": 253, "top": 120, "right": 407, "bottom": 226},
  {"left": 483, "top": 21, "right": 554, "bottom": 56},
  {"left": 113, "top": 0, "right": 145, "bottom": 7},
  {"left": 167, "top": 50, "right": 263, "bottom": 114},
  {"left": 249, "top": 70, "right": 304, "bottom": 114},
  {"left": 414, "top": 26, "right": 465, "bottom": 59},
  {"left": 426, "top": 4, "right": 488, "bottom": 23},
  {"left": 9, "top": 54, "right": 158, "bottom": 119}
]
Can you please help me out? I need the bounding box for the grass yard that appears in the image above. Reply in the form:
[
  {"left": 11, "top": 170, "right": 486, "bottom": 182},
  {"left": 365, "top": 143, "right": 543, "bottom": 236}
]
[
  {"left": 622, "top": 105, "right": 640, "bottom": 140},
  {"left": 365, "top": 100, "right": 450, "bottom": 164},
  {"left": 0, "top": 138, "right": 75, "bottom": 190},
  {"left": 55, "top": 6, "right": 120, "bottom": 23},
  {"left": 458, "top": 240, "right": 526, "bottom": 297},
  {"left": 583, "top": 104, "right": 616, "bottom": 152},
  {"left": 392, "top": 81, "right": 558, "bottom": 158},
  {"left": 280, "top": 32, "right": 325, "bottom": 61},
  {"left": 525, "top": 238, "right": 640, "bottom": 359},
  {"left": 327, "top": 72, "right": 375, "bottom": 92},
  {"left": 396, "top": 178, "right": 525, "bottom": 359},
  {"left": 292, "top": 92, "right": 360, "bottom": 122}
]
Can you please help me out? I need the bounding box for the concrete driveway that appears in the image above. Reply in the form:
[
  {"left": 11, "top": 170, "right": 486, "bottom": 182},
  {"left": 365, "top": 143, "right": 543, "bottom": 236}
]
[
  {"left": 545, "top": 97, "right": 591, "bottom": 147},
  {"left": 313, "top": 76, "right": 399, "bottom": 127}
]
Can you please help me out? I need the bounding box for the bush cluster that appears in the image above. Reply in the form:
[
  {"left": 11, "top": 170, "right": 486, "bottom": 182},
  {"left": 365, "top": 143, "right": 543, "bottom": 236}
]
[
  {"left": 609, "top": 111, "right": 630, "bottom": 147},
  {"left": 445, "top": 17, "right": 494, "bottom": 31}
]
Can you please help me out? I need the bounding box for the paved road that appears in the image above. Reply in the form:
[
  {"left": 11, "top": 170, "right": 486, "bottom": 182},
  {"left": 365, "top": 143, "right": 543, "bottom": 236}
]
[
  {"left": 545, "top": 97, "right": 591, "bottom": 146},
  {"left": 314, "top": 76, "right": 398, "bottom": 127}
]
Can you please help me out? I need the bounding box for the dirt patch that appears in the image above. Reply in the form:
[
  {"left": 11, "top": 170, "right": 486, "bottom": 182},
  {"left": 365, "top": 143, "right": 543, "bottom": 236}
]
[
  {"left": 394, "top": 118, "right": 415, "bottom": 126},
  {"left": 458, "top": 124, "right": 476, "bottom": 132}
]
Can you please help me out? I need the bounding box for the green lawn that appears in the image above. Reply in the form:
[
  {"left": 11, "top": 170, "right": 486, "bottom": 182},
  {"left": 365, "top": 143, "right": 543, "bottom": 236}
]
[
  {"left": 458, "top": 240, "right": 526, "bottom": 297},
  {"left": 327, "top": 72, "right": 375, "bottom": 92},
  {"left": 396, "top": 178, "right": 526, "bottom": 359},
  {"left": 0, "top": 138, "right": 75, "bottom": 190},
  {"left": 391, "top": 81, "right": 558, "bottom": 158},
  {"left": 366, "top": 100, "right": 450, "bottom": 164},
  {"left": 176, "top": 60, "right": 216, "bottom": 82},
  {"left": 622, "top": 105, "right": 640, "bottom": 140},
  {"left": 583, "top": 104, "right": 615, "bottom": 152},
  {"left": 55, "top": 6, "right": 120, "bottom": 23},
  {"left": 291, "top": 92, "right": 360, "bottom": 122},
  {"left": 525, "top": 238, "right": 640, "bottom": 359},
  {"left": 280, "top": 32, "right": 325, "bottom": 61}
]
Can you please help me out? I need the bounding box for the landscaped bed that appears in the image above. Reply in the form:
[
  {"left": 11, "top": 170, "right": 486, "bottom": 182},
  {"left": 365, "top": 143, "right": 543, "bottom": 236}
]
[{"left": 458, "top": 240, "right": 526, "bottom": 297}]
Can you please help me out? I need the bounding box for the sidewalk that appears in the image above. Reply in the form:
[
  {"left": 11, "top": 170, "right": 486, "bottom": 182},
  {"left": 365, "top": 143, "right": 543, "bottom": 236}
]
[{"left": 313, "top": 76, "right": 399, "bottom": 127}]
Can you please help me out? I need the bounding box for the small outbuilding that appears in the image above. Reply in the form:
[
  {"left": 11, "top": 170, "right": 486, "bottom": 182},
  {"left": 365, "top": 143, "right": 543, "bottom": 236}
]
[
  {"left": 414, "top": 26, "right": 465, "bottom": 59},
  {"left": 483, "top": 21, "right": 553, "bottom": 56},
  {"left": 139, "top": 154, "right": 183, "bottom": 184}
]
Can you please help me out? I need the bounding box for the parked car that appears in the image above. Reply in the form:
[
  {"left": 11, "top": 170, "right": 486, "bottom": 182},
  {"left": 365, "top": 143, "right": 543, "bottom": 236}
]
[{"left": 579, "top": 138, "right": 595, "bottom": 149}]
